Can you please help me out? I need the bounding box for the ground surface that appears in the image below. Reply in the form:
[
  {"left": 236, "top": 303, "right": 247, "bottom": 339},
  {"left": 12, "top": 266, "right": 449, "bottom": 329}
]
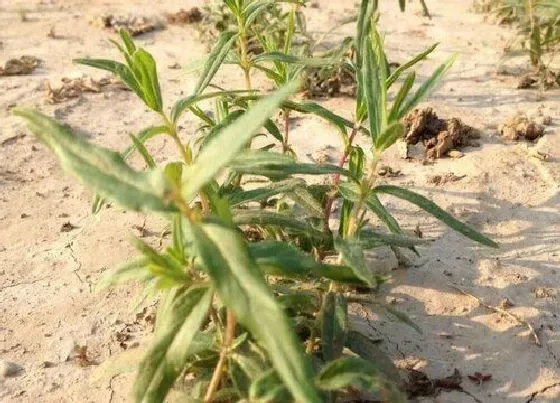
[{"left": 0, "top": 0, "right": 559, "bottom": 402}]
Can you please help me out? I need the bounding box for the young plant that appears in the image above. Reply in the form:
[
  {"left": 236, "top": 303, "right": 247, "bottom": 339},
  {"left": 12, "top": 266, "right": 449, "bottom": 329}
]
[
  {"left": 15, "top": 1, "right": 497, "bottom": 402},
  {"left": 476, "top": 0, "right": 560, "bottom": 77}
]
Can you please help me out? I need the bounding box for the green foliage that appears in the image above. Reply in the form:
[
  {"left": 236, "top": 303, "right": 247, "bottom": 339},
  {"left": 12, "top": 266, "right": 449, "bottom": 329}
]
[
  {"left": 15, "top": 1, "right": 498, "bottom": 402},
  {"left": 475, "top": 0, "right": 560, "bottom": 68}
]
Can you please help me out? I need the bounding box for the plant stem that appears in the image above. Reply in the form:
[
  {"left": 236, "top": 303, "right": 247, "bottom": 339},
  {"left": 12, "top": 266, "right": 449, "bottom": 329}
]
[
  {"left": 346, "top": 150, "right": 381, "bottom": 237},
  {"left": 161, "top": 114, "right": 192, "bottom": 165},
  {"left": 204, "top": 310, "right": 236, "bottom": 403},
  {"left": 161, "top": 113, "right": 210, "bottom": 213},
  {"left": 209, "top": 304, "right": 223, "bottom": 342},
  {"left": 237, "top": 18, "right": 252, "bottom": 91},
  {"left": 322, "top": 125, "right": 359, "bottom": 233},
  {"left": 282, "top": 109, "right": 290, "bottom": 153}
]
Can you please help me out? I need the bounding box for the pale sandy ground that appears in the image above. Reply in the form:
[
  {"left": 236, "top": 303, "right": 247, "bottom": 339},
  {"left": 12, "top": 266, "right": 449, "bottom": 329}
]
[{"left": 1, "top": 0, "right": 559, "bottom": 402}]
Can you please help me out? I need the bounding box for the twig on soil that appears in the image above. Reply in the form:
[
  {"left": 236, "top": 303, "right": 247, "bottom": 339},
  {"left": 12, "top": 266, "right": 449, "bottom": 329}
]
[{"left": 448, "top": 283, "right": 541, "bottom": 347}]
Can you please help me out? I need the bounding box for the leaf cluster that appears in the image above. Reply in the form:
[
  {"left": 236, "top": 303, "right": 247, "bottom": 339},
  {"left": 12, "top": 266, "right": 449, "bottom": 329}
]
[{"left": 15, "top": 1, "right": 497, "bottom": 402}]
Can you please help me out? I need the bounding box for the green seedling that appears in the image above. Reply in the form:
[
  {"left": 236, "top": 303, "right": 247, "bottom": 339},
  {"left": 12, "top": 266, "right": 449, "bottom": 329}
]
[{"left": 15, "top": 1, "right": 497, "bottom": 402}]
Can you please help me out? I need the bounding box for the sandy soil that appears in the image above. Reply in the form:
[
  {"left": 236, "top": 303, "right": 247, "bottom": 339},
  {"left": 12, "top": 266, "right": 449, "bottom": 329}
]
[{"left": 1, "top": 0, "right": 559, "bottom": 402}]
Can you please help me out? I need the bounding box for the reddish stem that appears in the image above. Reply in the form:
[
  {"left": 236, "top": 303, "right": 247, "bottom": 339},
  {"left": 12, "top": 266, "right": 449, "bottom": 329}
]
[{"left": 322, "top": 126, "right": 358, "bottom": 234}]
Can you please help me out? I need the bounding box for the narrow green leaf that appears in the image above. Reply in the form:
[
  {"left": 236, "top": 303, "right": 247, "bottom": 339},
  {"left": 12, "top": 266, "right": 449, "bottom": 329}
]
[
  {"left": 398, "top": 54, "right": 458, "bottom": 119},
  {"left": 91, "top": 194, "right": 105, "bottom": 214},
  {"left": 92, "top": 125, "right": 169, "bottom": 214},
  {"left": 131, "top": 49, "right": 163, "bottom": 112},
  {"left": 248, "top": 240, "right": 317, "bottom": 277},
  {"left": 119, "top": 28, "right": 136, "bottom": 55},
  {"left": 356, "top": 0, "right": 377, "bottom": 69},
  {"left": 359, "top": 228, "right": 429, "bottom": 248},
  {"left": 181, "top": 82, "right": 298, "bottom": 202},
  {"left": 321, "top": 292, "right": 348, "bottom": 362},
  {"left": 334, "top": 237, "right": 374, "bottom": 286},
  {"left": 14, "top": 109, "right": 176, "bottom": 213},
  {"left": 230, "top": 151, "right": 357, "bottom": 181},
  {"left": 386, "top": 43, "right": 438, "bottom": 88},
  {"left": 171, "top": 214, "right": 186, "bottom": 262},
  {"left": 227, "top": 179, "right": 304, "bottom": 206},
  {"left": 247, "top": 241, "right": 368, "bottom": 285},
  {"left": 134, "top": 286, "right": 212, "bottom": 402},
  {"left": 130, "top": 237, "right": 188, "bottom": 283},
  {"left": 398, "top": 0, "right": 406, "bottom": 11},
  {"left": 171, "top": 90, "right": 249, "bottom": 124},
  {"left": 366, "top": 193, "right": 402, "bottom": 234},
  {"left": 344, "top": 331, "right": 405, "bottom": 393},
  {"left": 312, "top": 264, "right": 368, "bottom": 285},
  {"left": 128, "top": 133, "right": 156, "bottom": 168},
  {"left": 287, "top": 185, "right": 324, "bottom": 218},
  {"left": 199, "top": 110, "right": 245, "bottom": 152},
  {"left": 375, "top": 122, "right": 404, "bottom": 152},
  {"left": 249, "top": 369, "right": 291, "bottom": 402},
  {"left": 231, "top": 149, "right": 295, "bottom": 167},
  {"left": 122, "top": 126, "right": 169, "bottom": 160},
  {"left": 194, "top": 32, "right": 238, "bottom": 95},
  {"left": 187, "top": 220, "right": 321, "bottom": 403},
  {"left": 263, "top": 118, "right": 283, "bottom": 142},
  {"left": 373, "top": 185, "right": 498, "bottom": 247},
  {"left": 388, "top": 71, "right": 415, "bottom": 122},
  {"left": 384, "top": 305, "right": 422, "bottom": 334},
  {"left": 234, "top": 210, "right": 329, "bottom": 241},
  {"left": 253, "top": 51, "right": 337, "bottom": 67},
  {"left": 95, "top": 258, "right": 151, "bottom": 290},
  {"left": 362, "top": 35, "right": 382, "bottom": 143},
  {"left": 164, "top": 162, "right": 183, "bottom": 188},
  {"left": 283, "top": 100, "right": 351, "bottom": 134},
  {"left": 316, "top": 356, "right": 380, "bottom": 391}
]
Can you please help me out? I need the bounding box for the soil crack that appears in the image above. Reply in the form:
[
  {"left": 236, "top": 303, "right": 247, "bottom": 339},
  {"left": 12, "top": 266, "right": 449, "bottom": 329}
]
[
  {"left": 526, "top": 381, "right": 560, "bottom": 403},
  {"left": 66, "top": 241, "right": 92, "bottom": 292}
]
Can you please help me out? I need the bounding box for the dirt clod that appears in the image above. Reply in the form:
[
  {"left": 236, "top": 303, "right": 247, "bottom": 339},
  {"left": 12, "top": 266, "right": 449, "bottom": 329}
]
[
  {"left": 45, "top": 77, "right": 119, "bottom": 104},
  {"left": 404, "top": 108, "right": 479, "bottom": 159},
  {"left": 0, "top": 56, "right": 40, "bottom": 76},
  {"left": 91, "top": 14, "right": 162, "bottom": 36},
  {"left": 166, "top": 7, "right": 203, "bottom": 24},
  {"left": 498, "top": 113, "right": 545, "bottom": 141},
  {"left": 60, "top": 222, "right": 77, "bottom": 232},
  {"left": 517, "top": 69, "right": 560, "bottom": 90}
]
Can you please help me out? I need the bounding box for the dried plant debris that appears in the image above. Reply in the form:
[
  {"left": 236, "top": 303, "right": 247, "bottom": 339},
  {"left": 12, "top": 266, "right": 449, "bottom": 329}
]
[
  {"left": 72, "top": 345, "right": 94, "bottom": 367},
  {"left": 45, "top": 76, "right": 124, "bottom": 104},
  {"left": 403, "top": 107, "right": 480, "bottom": 159},
  {"left": 517, "top": 68, "right": 560, "bottom": 90},
  {"left": 91, "top": 14, "right": 163, "bottom": 36},
  {"left": 303, "top": 67, "right": 356, "bottom": 98},
  {"left": 377, "top": 165, "right": 402, "bottom": 177},
  {"left": 499, "top": 113, "right": 546, "bottom": 141},
  {"left": 0, "top": 56, "right": 40, "bottom": 76},
  {"left": 407, "top": 368, "right": 463, "bottom": 397},
  {"left": 166, "top": 7, "right": 203, "bottom": 24},
  {"left": 468, "top": 372, "right": 492, "bottom": 385},
  {"left": 427, "top": 172, "right": 466, "bottom": 186}
]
